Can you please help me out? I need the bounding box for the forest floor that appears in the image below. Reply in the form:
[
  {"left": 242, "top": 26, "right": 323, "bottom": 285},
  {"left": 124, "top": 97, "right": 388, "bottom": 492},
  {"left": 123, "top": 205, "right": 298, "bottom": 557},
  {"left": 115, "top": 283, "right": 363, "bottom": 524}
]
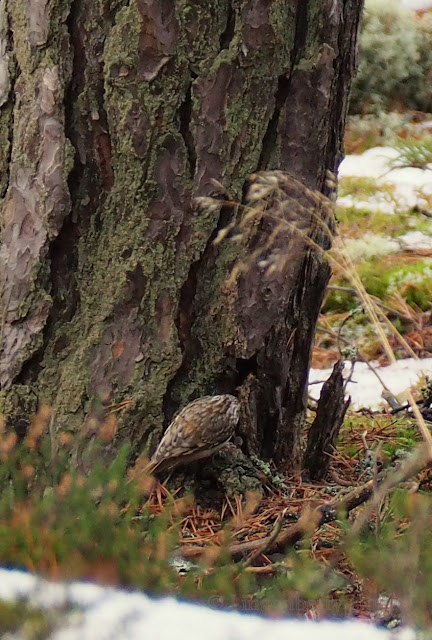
[
  {"left": 2, "top": 113, "right": 432, "bottom": 637},
  {"left": 143, "top": 113, "right": 432, "bottom": 625}
]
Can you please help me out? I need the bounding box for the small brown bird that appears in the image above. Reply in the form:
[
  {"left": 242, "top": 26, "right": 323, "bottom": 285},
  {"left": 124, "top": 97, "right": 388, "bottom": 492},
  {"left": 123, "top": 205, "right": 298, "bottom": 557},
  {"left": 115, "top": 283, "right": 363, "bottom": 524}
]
[{"left": 144, "top": 394, "right": 240, "bottom": 475}]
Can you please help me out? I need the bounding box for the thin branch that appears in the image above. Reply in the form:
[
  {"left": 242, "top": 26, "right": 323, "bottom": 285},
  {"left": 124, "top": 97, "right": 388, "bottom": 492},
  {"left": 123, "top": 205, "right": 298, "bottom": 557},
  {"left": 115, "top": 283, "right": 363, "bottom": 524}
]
[
  {"left": 180, "top": 444, "right": 431, "bottom": 560},
  {"left": 243, "top": 507, "right": 288, "bottom": 567}
]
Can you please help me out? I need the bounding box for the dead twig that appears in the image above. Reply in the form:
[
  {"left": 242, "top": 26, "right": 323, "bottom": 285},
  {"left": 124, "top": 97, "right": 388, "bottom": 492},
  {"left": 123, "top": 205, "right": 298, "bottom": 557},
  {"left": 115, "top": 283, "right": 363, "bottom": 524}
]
[
  {"left": 244, "top": 564, "right": 279, "bottom": 575},
  {"left": 180, "top": 444, "right": 431, "bottom": 560},
  {"left": 180, "top": 481, "right": 370, "bottom": 559},
  {"left": 243, "top": 507, "right": 288, "bottom": 567}
]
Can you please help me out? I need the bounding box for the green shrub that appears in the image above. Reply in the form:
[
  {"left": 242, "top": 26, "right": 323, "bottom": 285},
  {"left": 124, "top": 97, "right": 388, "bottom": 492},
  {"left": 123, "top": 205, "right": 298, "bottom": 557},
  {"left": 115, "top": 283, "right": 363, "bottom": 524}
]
[
  {"left": 351, "top": 0, "right": 432, "bottom": 114},
  {"left": 344, "top": 233, "right": 398, "bottom": 263},
  {"left": 349, "top": 491, "right": 432, "bottom": 627},
  {"left": 390, "top": 137, "right": 432, "bottom": 170},
  {"left": 344, "top": 112, "right": 420, "bottom": 152},
  {"left": 0, "top": 419, "right": 342, "bottom": 613},
  {"left": 2, "top": 408, "right": 432, "bottom": 626},
  {"left": 386, "top": 260, "right": 432, "bottom": 310},
  {"left": 338, "top": 176, "right": 383, "bottom": 199}
]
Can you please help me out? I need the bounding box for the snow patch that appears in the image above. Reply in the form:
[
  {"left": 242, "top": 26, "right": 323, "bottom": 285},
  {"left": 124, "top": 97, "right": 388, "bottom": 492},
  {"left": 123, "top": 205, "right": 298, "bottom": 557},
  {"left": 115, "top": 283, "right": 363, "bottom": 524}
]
[
  {"left": 0, "top": 568, "right": 415, "bottom": 640},
  {"left": 398, "top": 230, "right": 432, "bottom": 250},
  {"left": 339, "top": 147, "right": 432, "bottom": 212},
  {"left": 310, "top": 358, "right": 432, "bottom": 410}
]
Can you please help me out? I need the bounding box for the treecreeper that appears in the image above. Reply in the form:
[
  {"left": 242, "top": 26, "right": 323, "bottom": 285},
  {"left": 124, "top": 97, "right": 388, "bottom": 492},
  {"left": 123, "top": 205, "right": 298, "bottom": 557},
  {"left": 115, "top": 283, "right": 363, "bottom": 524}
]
[{"left": 144, "top": 395, "right": 240, "bottom": 475}]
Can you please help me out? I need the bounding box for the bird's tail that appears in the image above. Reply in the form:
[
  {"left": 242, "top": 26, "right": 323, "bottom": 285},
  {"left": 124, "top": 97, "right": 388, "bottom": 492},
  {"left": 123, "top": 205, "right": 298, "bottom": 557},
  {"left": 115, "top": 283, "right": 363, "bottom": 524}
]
[
  {"left": 143, "top": 457, "right": 176, "bottom": 476},
  {"left": 142, "top": 459, "right": 158, "bottom": 476}
]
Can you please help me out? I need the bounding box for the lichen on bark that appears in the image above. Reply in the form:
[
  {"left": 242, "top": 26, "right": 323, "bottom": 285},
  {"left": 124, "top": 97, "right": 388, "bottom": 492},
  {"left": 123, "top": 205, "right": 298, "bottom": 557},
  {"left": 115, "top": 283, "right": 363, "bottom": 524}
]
[{"left": 0, "top": 0, "right": 363, "bottom": 483}]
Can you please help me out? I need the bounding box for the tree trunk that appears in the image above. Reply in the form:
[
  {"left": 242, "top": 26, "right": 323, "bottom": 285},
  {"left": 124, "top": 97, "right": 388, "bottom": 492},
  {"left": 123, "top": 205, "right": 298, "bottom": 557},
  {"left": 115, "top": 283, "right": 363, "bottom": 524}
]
[{"left": 0, "top": 0, "right": 363, "bottom": 473}]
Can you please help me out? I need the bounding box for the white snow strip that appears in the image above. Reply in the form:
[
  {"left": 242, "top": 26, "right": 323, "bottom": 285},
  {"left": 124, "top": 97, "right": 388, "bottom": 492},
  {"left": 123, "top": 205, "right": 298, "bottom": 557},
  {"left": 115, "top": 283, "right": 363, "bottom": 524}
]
[
  {"left": 397, "top": 230, "right": 432, "bottom": 250},
  {"left": 337, "top": 195, "right": 397, "bottom": 215},
  {"left": 0, "top": 568, "right": 415, "bottom": 640},
  {"left": 339, "top": 147, "right": 401, "bottom": 179},
  {"left": 309, "top": 358, "right": 432, "bottom": 410},
  {"left": 401, "top": 0, "right": 432, "bottom": 8},
  {"left": 337, "top": 146, "right": 432, "bottom": 253},
  {"left": 339, "top": 147, "right": 432, "bottom": 212}
]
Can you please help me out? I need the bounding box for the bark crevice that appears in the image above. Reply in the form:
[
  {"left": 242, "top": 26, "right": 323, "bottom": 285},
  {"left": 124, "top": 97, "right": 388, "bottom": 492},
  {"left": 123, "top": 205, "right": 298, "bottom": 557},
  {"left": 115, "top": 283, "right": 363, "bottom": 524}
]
[
  {"left": 257, "top": 72, "right": 291, "bottom": 170},
  {"left": 163, "top": 198, "right": 238, "bottom": 422},
  {"left": 0, "top": 0, "right": 364, "bottom": 483},
  {"left": 219, "top": 2, "right": 236, "bottom": 51},
  {"left": 178, "top": 80, "right": 196, "bottom": 181},
  {"left": 257, "top": 0, "right": 308, "bottom": 171},
  {"left": 0, "top": 13, "right": 15, "bottom": 199}
]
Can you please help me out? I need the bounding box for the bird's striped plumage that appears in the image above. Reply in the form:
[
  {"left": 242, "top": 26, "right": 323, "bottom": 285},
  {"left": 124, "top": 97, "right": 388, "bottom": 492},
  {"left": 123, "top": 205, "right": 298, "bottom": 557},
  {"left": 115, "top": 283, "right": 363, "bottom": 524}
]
[{"left": 144, "top": 394, "right": 239, "bottom": 475}]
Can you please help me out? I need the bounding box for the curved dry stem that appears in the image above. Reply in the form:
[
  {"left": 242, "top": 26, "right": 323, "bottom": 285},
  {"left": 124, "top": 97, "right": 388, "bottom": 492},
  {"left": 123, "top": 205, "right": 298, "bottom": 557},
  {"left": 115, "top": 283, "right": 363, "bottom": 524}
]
[{"left": 197, "top": 170, "right": 432, "bottom": 455}]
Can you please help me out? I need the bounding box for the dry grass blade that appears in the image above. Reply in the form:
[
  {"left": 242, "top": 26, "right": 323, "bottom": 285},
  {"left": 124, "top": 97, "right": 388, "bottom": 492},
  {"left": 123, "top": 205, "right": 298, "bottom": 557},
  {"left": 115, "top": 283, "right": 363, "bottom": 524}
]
[
  {"left": 204, "top": 170, "right": 432, "bottom": 455},
  {"left": 192, "top": 169, "right": 432, "bottom": 560},
  {"left": 340, "top": 242, "right": 432, "bottom": 452}
]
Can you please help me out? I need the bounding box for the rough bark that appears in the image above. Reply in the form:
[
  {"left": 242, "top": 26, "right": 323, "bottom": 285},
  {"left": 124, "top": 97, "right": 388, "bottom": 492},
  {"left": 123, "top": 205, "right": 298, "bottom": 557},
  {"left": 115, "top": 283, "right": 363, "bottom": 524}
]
[
  {"left": 0, "top": 0, "right": 363, "bottom": 473},
  {"left": 303, "top": 359, "right": 351, "bottom": 480}
]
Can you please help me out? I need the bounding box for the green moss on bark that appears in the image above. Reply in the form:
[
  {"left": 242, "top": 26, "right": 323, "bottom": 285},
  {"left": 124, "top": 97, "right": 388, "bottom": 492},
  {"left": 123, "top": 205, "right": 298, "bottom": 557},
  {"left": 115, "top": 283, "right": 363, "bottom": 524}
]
[{"left": 0, "top": 0, "right": 361, "bottom": 483}]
